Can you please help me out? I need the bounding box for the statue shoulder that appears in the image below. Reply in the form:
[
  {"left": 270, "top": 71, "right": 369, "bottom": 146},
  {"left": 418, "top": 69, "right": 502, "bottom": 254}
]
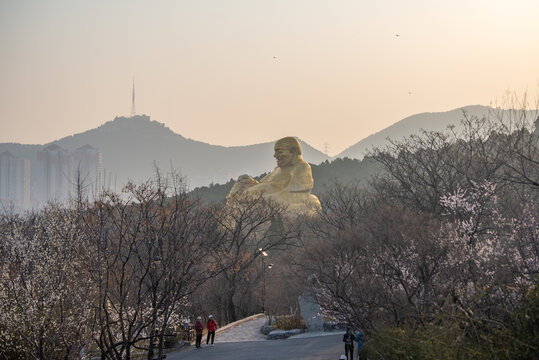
[
  {"left": 286, "top": 159, "right": 314, "bottom": 190},
  {"left": 292, "top": 159, "right": 313, "bottom": 175},
  {"left": 259, "top": 166, "right": 280, "bottom": 183}
]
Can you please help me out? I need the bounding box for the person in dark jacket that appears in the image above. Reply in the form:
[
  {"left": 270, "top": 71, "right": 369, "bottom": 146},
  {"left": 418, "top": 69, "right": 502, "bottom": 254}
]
[
  {"left": 343, "top": 328, "right": 355, "bottom": 360},
  {"left": 206, "top": 315, "right": 218, "bottom": 346},
  {"left": 194, "top": 316, "right": 204, "bottom": 349}
]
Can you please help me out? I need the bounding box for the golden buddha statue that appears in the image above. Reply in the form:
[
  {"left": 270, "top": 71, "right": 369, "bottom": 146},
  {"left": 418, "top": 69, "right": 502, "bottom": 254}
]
[{"left": 227, "top": 137, "right": 321, "bottom": 214}]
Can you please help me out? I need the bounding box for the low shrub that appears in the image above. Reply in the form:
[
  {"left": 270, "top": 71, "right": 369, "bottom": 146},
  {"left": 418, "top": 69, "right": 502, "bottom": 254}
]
[
  {"left": 275, "top": 315, "right": 306, "bottom": 330},
  {"left": 163, "top": 327, "right": 182, "bottom": 349}
]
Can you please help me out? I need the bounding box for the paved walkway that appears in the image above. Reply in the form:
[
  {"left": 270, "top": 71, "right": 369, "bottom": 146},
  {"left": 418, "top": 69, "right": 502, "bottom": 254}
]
[
  {"left": 168, "top": 314, "right": 347, "bottom": 359},
  {"left": 216, "top": 313, "right": 267, "bottom": 343},
  {"left": 289, "top": 330, "right": 345, "bottom": 339},
  {"left": 168, "top": 333, "right": 344, "bottom": 360}
]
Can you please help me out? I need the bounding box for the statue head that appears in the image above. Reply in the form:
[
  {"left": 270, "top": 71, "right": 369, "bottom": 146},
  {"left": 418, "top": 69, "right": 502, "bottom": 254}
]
[{"left": 274, "top": 137, "right": 302, "bottom": 168}]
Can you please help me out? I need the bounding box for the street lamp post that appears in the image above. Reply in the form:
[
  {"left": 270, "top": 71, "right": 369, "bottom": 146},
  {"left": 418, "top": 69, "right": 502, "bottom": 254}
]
[
  {"left": 266, "top": 263, "right": 274, "bottom": 313},
  {"left": 259, "top": 248, "right": 268, "bottom": 312}
]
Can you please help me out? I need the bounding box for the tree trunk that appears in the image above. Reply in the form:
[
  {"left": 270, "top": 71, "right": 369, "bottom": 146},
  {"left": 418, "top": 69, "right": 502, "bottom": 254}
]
[{"left": 227, "top": 290, "right": 236, "bottom": 323}]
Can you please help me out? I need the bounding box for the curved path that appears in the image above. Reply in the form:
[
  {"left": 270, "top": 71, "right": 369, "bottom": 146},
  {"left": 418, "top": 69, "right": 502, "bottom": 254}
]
[
  {"left": 215, "top": 313, "right": 267, "bottom": 343},
  {"left": 167, "top": 314, "right": 346, "bottom": 360}
]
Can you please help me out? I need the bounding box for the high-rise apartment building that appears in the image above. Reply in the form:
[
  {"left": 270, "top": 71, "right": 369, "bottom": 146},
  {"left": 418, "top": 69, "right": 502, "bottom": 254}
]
[
  {"left": 36, "top": 144, "right": 73, "bottom": 204},
  {"left": 72, "top": 144, "right": 103, "bottom": 199},
  {"left": 0, "top": 151, "right": 30, "bottom": 211},
  {"left": 35, "top": 144, "right": 103, "bottom": 205}
]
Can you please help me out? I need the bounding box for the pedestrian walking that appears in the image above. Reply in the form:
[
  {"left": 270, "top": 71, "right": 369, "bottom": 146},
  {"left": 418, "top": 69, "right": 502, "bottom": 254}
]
[
  {"left": 355, "top": 330, "right": 365, "bottom": 359},
  {"left": 343, "top": 328, "right": 355, "bottom": 360},
  {"left": 194, "top": 316, "right": 204, "bottom": 349},
  {"left": 206, "top": 314, "right": 218, "bottom": 346}
]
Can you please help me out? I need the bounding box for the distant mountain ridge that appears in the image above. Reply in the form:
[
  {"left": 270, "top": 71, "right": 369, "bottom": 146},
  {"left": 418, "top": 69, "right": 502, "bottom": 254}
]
[
  {"left": 0, "top": 115, "right": 330, "bottom": 190},
  {"left": 3, "top": 106, "right": 535, "bottom": 193},
  {"left": 336, "top": 105, "right": 536, "bottom": 159}
]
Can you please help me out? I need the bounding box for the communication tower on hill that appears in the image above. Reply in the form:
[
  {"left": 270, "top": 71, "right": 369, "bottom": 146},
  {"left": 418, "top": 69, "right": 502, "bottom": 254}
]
[
  {"left": 323, "top": 142, "right": 330, "bottom": 156},
  {"left": 130, "top": 77, "right": 136, "bottom": 117}
]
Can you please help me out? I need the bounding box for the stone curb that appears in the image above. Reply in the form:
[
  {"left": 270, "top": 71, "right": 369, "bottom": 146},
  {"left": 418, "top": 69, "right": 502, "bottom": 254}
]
[{"left": 216, "top": 313, "right": 265, "bottom": 335}]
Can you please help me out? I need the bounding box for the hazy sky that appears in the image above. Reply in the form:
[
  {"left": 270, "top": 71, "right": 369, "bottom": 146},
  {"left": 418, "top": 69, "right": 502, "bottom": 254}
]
[{"left": 1, "top": 0, "right": 538, "bottom": 155}]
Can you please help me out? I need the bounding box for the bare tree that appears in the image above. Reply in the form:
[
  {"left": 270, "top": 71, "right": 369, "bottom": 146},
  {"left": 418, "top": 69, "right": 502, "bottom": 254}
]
[
  {"left": 294, "top": 102, "right": 538, "bottom": 358},
  {"left": 0, "top": 206, "right": 91, "bottom": 360},
  {"left": 203, "top": 194, "right": 300, "bottom": 323},
  {"left": 79, "top": 173, "right": 222, "bottom": 360}
]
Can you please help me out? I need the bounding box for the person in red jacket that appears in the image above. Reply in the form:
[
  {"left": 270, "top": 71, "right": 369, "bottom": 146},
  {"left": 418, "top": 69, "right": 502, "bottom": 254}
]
[
  {"left": 206, "top": 315, "right": 218, "bottom": 346},
  {"left": 194, "top": 316, "right": 204, "bottom": 349}
]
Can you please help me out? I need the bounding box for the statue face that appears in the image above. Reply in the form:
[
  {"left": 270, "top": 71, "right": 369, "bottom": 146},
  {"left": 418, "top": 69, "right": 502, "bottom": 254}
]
[{"left": 274, "top": 143, "right": 295, "bottom": 167}]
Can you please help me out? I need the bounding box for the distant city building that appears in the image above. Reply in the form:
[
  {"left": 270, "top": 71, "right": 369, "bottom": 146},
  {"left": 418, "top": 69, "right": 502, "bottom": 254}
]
[
  {"left": 36, "top": 144, "right": 73, "bottom": 204},
  {"left": 72, "top": 144, "right": 103, "bottom": 200},
  {"left": 0, "top": 151, "right": 30, "bottom": 211},
  {"left": 35, "top": 144, "right": 104, "bottom": 205}
]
